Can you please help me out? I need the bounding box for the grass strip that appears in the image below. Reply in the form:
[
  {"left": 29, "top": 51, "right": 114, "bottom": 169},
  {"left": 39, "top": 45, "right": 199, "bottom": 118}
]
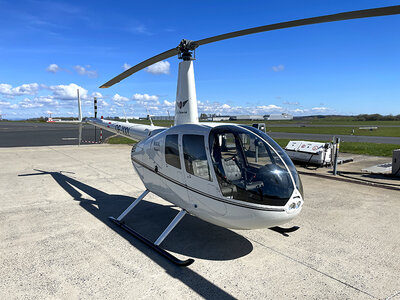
[
  {"left": 274, "top": 139, "right": 399, "bottom": 157},
  {"left": 268, "top": 126, "right": 400, "bottom": 137},
  {"left": 107, "top": 136, "right": 137, "bottom": 144}
]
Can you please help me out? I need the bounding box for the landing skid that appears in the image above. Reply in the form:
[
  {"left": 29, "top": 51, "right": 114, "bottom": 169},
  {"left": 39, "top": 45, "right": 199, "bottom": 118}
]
[
  {"left": 109, "top": 190, "right": 194, "bottom": 267},
  {"left": 269, "top": 226, "right": 300, "bottom": 237}
]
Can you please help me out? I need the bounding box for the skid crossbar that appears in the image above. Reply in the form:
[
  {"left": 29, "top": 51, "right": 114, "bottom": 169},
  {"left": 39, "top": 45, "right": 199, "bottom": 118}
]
[
  {"left": 109, "top": 190, "right": 194, "bottom": 266},
  {"left": 117, "top": 189, "right": 149, "bottom": 222}
]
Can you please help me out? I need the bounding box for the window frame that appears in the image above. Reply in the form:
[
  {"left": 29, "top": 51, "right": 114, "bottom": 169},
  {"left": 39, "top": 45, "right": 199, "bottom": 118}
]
[
  {"left": 164, "top": 134, "right": 181, "bottom": 169},
  {"left": 182, "top": 134, "right": 212, "bottom": 181}
]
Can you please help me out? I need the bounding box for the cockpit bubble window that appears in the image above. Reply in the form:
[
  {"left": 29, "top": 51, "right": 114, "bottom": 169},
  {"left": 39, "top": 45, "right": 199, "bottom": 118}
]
[
  {"left": 183, "top": 134, "right": 211, "bottom": 181},
  {"left": 240, "top": 125, "right": 303, "bottom": 198},
  {"left": 209, "top": 125, "right": 299, "bottom": 206},
  {"left": 165, "top": 134, "right": 181, "bottom": 169}
]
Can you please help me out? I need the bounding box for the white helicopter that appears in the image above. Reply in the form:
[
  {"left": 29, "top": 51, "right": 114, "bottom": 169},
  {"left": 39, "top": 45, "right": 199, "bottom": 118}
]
[{"left": 78, "top": 5, "right": 399, "bottom": 266}]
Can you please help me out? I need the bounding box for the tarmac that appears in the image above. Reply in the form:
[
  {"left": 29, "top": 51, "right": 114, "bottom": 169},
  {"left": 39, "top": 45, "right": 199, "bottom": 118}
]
[
  {"left": 0, "top": 122, "right": 113, "bottom": 147},
  {"left": 0, "top": 144, "right": 399, "bottom": 299},
  {"left": 1, "top": 121, "right": 400, "bottom": 147}
]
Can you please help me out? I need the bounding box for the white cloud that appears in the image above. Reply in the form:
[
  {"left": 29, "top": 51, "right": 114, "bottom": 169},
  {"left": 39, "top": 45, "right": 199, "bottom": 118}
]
[
  {"left": 14, "top": 83, "right": 40, "bottom": 95},
  {"left": 0, "top": 83, "right": 39, "bottom": 97},
  {"left": 37, "top": 96, "right": 59, "bottom": 105},
  {"left": 196, "top": 100, "right": 283, "bottom": 115},
  {"left": 129, "top": 24, "right": 151, "bottom": 35},
  {"left": 272, "top": 64, "right": 285, "bottom": 72},
  {"left": 46, "top": 64, "right": 61, "bottom": 73},
  {"left": 47, "top": 83, "right": 87, "bottom": 100},
  {"left": 91, "top": 92, "right": 103, "bottom": 99},
  {"left": 312, "top": 107, "right": 330, "bottom": 112},
  {"left": 73, "top": 65, "right": 98, "bottom": 78},
  {"left": 122, "top": 63, "right": 131, "bottom": 71},
  {"left": 163, "top": 100, "right": 173, "bottom": 106},
  {"left": 0, "top": 100, "right": 18, "bottom": 109},
  {"left": 256, "top": 105, "right": 281, "bottom": 110},
  {"left": 132, "top": 93, "right": 159, "bottom": 102},
  {"left": 99, "top": 100, "right": 109, "bottom": 107},
  {"left": 112, "top": 94, "right": 129, "bottom": 102},
  {"left": 18, "top": 96, "right": 59, "bottom": 109},
  {"left": 0, "top": 101, "right": 10, "bottom": 106},
  {"left": 145, "top": 61, "right": 170, "bottom": 75},
  {"left": 20, "top": 98, "right": 44, "bottom": 108}
]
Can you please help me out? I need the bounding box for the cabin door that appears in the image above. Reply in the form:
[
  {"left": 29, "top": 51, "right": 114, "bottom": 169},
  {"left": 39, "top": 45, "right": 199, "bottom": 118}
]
[{"left": 180, "top": 133, "right": 226, "bottom": 216}]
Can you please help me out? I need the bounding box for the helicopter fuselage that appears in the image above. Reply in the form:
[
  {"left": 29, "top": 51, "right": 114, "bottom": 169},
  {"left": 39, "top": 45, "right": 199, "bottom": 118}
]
[{"left": 131, "top": 123, "right": 303, "bottom": 229}]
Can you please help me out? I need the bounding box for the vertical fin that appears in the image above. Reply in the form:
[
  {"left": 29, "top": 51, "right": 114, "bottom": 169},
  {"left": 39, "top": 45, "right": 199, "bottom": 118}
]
[
  {"left": 77, "top": 89, "right": 82, "bottom": 146},
  {"left": 77, "top": 89, "right": 82, "bottom": 122}
]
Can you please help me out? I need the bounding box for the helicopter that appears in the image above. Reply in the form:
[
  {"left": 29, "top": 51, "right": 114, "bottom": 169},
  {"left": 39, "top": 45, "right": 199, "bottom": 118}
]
[{"left": 77, "top": 5, "right": 400, "bottom": 266}]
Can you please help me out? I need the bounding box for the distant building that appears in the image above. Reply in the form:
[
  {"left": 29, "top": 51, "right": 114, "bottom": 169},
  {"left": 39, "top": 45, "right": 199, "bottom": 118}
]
[
  {"left": 264, "top": 113, "right": 293, "bottom": 121},
  {"left": 230, "top": 115, "right": 264, "bottom": 121},
  {"left": 207, "top": 116, "right": 230, "bottom": 122},
  {"left": 144, "top": 115, "right": 174, "bottom": 121}
]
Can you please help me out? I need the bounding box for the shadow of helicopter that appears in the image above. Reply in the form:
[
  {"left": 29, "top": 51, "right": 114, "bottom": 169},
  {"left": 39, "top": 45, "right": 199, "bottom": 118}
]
[
  {"left": 19, "top": 169, "right": 299, "bottom": 298},
  {"left": 19, "top": 169, "right": 254, "bottom": 261},
  {"left": 19, "top": 170, "right": 246, "bottom": 298}
]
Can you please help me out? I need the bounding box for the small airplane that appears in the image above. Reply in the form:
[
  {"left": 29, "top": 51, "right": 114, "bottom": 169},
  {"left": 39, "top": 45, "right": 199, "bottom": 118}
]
[{"left": 75, "top": 5, "right": 399, "bottom": 266}]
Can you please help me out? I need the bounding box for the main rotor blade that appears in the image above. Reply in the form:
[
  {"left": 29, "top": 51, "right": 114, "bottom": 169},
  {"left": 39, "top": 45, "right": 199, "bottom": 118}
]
[
  {"left": 99, "top": 48, "right": 179, "bottom": 88},
  {"left": 196, "top": 5, "right": 400, "bottom": 46},
  {"left": 100, "top": 5, "right": 399, "bottom": 88}
]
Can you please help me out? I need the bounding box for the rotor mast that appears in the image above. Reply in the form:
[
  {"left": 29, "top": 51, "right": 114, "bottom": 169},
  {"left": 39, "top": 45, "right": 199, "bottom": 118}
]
[{"left": 174, "top": 39, "right": 199, "bottom": 125}]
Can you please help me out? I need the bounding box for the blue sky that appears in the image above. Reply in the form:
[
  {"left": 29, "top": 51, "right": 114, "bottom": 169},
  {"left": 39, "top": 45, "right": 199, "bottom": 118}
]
[{"left": 0, "top": 0, "right": 399, "bottom": 119}]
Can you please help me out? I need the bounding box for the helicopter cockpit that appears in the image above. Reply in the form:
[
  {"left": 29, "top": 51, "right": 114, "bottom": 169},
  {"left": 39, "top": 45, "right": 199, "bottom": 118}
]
[{"left": 209, "top": 125, "right": 303, "bottom": 206}]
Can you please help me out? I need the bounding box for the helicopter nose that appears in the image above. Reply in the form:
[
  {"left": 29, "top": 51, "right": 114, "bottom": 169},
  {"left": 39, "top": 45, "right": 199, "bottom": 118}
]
[{"left": 285, "top": 190, "right": 303, "bottom": 214}]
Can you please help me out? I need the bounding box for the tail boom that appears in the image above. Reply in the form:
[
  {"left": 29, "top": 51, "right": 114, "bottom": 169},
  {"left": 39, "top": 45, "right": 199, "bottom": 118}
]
[{"left": 86, "top": 118, "right": 164, "bottom": 141}]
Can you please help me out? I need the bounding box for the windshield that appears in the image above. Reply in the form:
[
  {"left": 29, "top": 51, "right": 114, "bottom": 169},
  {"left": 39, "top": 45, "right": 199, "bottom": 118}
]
[
  {"left": 209, "top": 125, "right": 300, "bottom": 206},
  {"left": 241, "top": 125, "right": 303, "bottom": 197}
]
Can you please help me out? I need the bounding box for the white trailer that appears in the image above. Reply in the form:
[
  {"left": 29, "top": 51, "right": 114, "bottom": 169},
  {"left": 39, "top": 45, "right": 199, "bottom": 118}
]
[{"left": 285, "top": 141, "right": 333, "bottom": 166}]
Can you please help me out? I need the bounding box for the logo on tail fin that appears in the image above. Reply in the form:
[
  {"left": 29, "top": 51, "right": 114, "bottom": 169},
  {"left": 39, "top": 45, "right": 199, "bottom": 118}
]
[{"left": 177, "top": 100, "right": 188, "bottom": 109}]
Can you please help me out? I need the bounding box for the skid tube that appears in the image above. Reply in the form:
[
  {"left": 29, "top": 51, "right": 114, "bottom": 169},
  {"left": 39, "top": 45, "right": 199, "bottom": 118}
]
[{"left": 108, "top": 190, "right": 194, "bottom": 267}]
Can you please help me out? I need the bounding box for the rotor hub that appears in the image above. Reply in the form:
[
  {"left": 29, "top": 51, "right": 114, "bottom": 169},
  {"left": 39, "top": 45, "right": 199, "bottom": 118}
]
[{"left": 177, "top": 39, "right": 198, "bottom": 61}]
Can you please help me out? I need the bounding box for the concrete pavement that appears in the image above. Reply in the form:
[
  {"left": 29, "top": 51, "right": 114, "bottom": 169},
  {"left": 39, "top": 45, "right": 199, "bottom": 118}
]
[{"left": 0, "top": 144, "right": 399, "bottom": 299}]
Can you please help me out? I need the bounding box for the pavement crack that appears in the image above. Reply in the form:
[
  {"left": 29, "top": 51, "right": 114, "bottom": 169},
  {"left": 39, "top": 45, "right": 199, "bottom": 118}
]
[{"left": 248, "top": 237, "right": 379, "bottom": 299}]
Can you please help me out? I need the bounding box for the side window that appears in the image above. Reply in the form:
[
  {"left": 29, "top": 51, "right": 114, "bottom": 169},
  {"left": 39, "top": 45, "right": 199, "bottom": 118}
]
[
  {"left": 183, "top": 134, "right": 211, "bottom": 181},
  {"left": 165, "top": 134, "right": 181, "bottom": 169}
]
